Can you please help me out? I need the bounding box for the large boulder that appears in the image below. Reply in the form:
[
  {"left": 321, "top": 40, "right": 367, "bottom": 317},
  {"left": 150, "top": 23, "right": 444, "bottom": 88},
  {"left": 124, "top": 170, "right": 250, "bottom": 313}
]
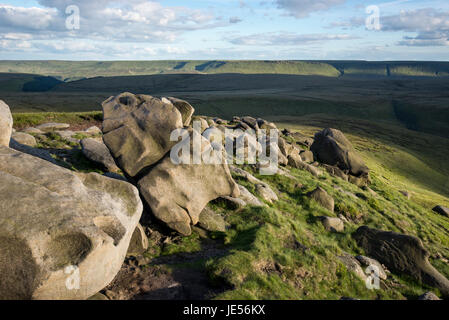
[
  {"left": 0, "top": 147, "right": 143, "bottom": 300},
  {"left": 138, "top": 132, "right": 239, "bottom": 236},
  {"left": 0, "top": 100, "right": 12, "bottom": 147},
  {"left": 311, "top": 128, "right": 369, "bottom": 178},
  {"left": 353, "top": 226, "right": 449, "bottom": 297},
  {"left": 101, "top": 93, "right": 184, "bottom": 177},
  {"left": 81, "top": 138, "right": 120, "bottom": 173}
]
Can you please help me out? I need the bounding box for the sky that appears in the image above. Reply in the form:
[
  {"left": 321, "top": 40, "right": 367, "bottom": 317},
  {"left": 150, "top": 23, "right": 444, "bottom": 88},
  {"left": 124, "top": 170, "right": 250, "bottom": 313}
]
[{"left": 0, "top": 0, "right": 448, "bottom": 60}]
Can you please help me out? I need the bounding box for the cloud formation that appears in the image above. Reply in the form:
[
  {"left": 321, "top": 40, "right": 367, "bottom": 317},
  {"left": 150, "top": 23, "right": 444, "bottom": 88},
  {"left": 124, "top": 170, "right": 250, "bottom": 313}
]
[
  {"left": 275, "top": 0, "right": 347, "bottom": 18},
  {"left": 228, "top": 32, "right": 357, "bottom": 46}
]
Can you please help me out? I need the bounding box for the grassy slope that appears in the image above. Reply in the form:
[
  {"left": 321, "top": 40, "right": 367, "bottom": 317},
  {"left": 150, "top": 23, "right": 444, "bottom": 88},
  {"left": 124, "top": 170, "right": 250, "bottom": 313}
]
[
  {"left": 12, "top": 112, "right": 449, "bottom": 300},
  {"left": 1, "top": 60, "right": 449, "bottom": 79}
]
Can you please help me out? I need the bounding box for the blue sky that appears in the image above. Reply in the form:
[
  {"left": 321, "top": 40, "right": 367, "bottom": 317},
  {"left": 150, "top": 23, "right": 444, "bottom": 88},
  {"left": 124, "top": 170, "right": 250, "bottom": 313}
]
[{"left": 0, "top": 0, "right": 448, "bottom": 60}]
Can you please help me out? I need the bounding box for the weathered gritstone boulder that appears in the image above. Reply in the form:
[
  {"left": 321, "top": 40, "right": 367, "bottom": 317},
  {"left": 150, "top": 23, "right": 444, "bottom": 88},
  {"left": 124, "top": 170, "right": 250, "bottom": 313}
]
[
  {"left": 229, "top": 166, "right": 278, "bottom": 203},
  {"left": 0, "top": 147, "right": 142, "bottom": 300},
  {"left": 353, "top": 226, "right": 449, "bottom": 297},
  {"left": 138, "top": 132, "right": 239, "bottom": 236},
  {"left": 102, "top": 92, "right": 184, "bottom": 177},
  {"left": 126, "top": 224, "right": 149, "bottom": 257},
  {"left": 237, "top": 185, "right": 266, "bottom": 207},
  {"left": 163, "top": 97, "right": 195, "bottom": 127},
  {"left": 81, "top": 138, "right": 120, "bottom": 173},
  {"left": 311, "top": 128, "right": 369, "bottom": 180},
  {"left": 0, "top": 100, "right": 12, "bottom": 147},
  {"left": 11, "top": 132, "right": 36, "bottom": 147},
  {"left": 23, "top": 127, "right": 43, "bottom": 134}
]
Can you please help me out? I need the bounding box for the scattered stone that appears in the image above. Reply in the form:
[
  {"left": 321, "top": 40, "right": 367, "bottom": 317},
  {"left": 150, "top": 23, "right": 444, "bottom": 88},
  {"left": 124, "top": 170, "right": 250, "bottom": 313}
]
[
  {"left": 0, "top": 147, "right": 143, "bottom": 300},
  {"left": 355, "top": 255, "right": 387, "bottom": 280},
  {"left": 241, "top": 116, "right": 259, "bottom": 130},
  {"left": 353, "top": 226, "right": 449, "bottom": 297},
  {"left": 22, "top": 127, "right": 43, "bottom": 134},
  {"left": 323, "top": 164, "right": 348, "bottom": 181},
  {"left": 221, "top": 196, "right": 247, "bottom": 209},
  {"left": 81, "top": 138, "right": 120, "bottom": 173},
  {"left": 0, "top": 100, "right": 12, "bottom": 147},
  {"left": 311, "top": 128, "right": 369, "bottom": 184},
  {"left": 299, "top": 150, "right": 314, "bottom": 163},
  {"left": 256, "top": 183, "right": 278, "bottom": 204},
  {"left": 198, "top": 207, "right": 226, "bottom": 232},
  {"left": 36, "top": 122, "right": 70, "bottom": 132},
  {"left": 432, "top": 205, "right": 449, "bottom": 218},
  {"left": 85, "top": 126, "right": 102, "bottom": 135},
  {"left": 417, "top": 292, "right": 440, "bottom": 300},
  {"left": 11, "top": 132, "right": 36, "bottom": 147},
  {"left": 307, "top": 187, "right": 334, "bottom": 212},
  {"left": 320, "top": 216, "right": 344, "bottom": 232},
  {"left": 127, "top": 224, "right": 149, "bottom": 257},
  {"left": 399, "top": 190, "right": 411, "bottom": 200},
  {"left": 337, "top": 253, "right": 366, "bottom": 280},
  {"left": 237, "top": 185, "right": 266, "bottom": 207},
  {"left": 101, "top": 92, "right": 184, "bottom": 177}
]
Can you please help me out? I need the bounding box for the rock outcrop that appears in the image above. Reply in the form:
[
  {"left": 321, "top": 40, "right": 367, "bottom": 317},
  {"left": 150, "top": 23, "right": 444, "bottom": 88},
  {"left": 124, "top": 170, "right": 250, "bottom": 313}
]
[
  {"left": 353, "top": 226, "right": 449, "bottom": 297},
  {"left": 0, "top": 147, "right": 142, "bottom": 300},
  {"left": 81, "top": 138, "right": 120, "bottom": 173},
  {"left": 432, "top": 205, "right": 449, "bottom": 218},
  {"left": 137, "top": 131, "right": 239, "bottom": 236},
  {"left": 102, "top": 93, "right": 185, "bottom": 177},
  {"left": 0, "top": 104, "right": 142, "bottom": 300},
  {"left": 311, "top": 128, "right": 369, "bottom": 185}
]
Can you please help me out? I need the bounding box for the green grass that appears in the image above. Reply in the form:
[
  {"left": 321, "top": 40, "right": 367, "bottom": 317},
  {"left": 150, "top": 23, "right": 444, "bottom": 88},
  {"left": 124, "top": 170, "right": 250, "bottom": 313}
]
[
  {"left": 1, "top": 61, "right": 449, "bottom": 80},
  {"left": 12, "top": 111, "right": 102, "bottom": 129}
]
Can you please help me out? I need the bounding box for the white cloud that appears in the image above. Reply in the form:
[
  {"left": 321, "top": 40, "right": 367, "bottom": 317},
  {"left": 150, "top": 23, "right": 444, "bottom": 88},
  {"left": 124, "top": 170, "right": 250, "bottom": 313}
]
[
  {"left": 228, "top": 32, "right": 357, "bottom": 46},
  {"left": 275, "top": 0, "right": 347, "bottom": 18}
]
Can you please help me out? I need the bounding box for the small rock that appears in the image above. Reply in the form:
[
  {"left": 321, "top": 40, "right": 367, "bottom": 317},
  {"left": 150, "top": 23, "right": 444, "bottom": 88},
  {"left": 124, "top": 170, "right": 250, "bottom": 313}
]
[
  {"left": 85, "top": 126, "right": 102, "bottom": 135},
  {"left": 299, "top": 150, "right": 314, "bottom": 163},
  {"left": 337, "top": 253, "right": 366, "bottom": 280},
  {"left": 221, "top": 196, "right": 247, "bottom": 209},
  {"left": 355, "top": 255, "right": 387, "bottom": 280},
  {"left": 432, "top": 205, "right": 449, "bottom": 218},
  {"left": 36, "top": 122, "right": 70, "bottom": 131},
  {"left": 320, "top": 216, "right": 344, "bottom": 232},
  {"left": 237, "top": 185, "right": 266, "bottom": 207},
  {"left": 198, "top": 207, "right": 226, "bottom": 232},
  {"left": 22, "top": 127, "right": 43, "bottom": 134},
  {"left": 127, "top": 224, "right": 149, "bottom": 256},
  {"left": 255, "top": 183, "right": 278, "bottom": 204},
  {"left": 307, "top": 187, "right": 334, "bottom": 212},
  {"left": 399, "top": 190, "right": 411, "bottom": 200},
  {"left": 417, "top": 292, "right": 440, "bottom": 300},
  {"left": 11, "top": 132, "right": 36, "bottom": 147},
  {"left": 81, "top": 138, "right": 120, "bottom": 172}
]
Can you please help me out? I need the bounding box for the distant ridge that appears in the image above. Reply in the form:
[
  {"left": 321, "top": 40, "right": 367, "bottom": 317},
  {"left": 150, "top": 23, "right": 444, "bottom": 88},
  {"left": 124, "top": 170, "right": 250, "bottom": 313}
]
[{"left": 0, "top": 60, "right": 448, "bottom": 81}]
